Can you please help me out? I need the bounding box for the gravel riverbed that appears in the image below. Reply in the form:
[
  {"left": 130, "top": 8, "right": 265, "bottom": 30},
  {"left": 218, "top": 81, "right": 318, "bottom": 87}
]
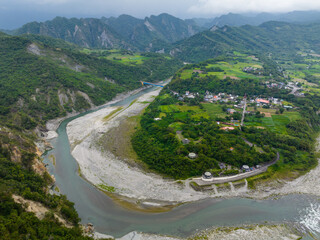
[{"left": 65, "top": 87, "right": 320, "bottom": 203}]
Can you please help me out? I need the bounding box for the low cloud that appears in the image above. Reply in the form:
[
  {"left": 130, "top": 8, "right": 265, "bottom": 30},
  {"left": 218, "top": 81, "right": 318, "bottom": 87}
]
[{"left": 188, "top": 0, "right": 320, "bottom": 15}]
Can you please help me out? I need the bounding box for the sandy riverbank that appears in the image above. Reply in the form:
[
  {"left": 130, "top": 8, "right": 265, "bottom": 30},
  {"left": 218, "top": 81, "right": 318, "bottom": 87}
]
[
  {"left": 92, "top": 223, "right": 301, "bottom": 240},
  {"left": 66, "top": 86, "right": 320, "bottom": 203},
  {"left": 45, "top": 88, "right": 145, "bottom": 139},
  {"left": 67, "top": 88, "right": 210, "bottom": 202}
]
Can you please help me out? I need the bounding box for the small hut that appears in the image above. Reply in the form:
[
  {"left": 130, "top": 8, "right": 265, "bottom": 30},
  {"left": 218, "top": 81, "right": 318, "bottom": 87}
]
[
  {"left": 188, "top": 153, "right": 197, "bottom": 159},
  {"left": 182, "top": 138, "right": 190, "bottom": 145}
]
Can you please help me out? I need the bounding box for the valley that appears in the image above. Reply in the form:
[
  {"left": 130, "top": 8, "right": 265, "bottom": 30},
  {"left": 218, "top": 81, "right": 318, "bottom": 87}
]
[{"left": 2, "top": 10, "right": 320, "bottom": 240}]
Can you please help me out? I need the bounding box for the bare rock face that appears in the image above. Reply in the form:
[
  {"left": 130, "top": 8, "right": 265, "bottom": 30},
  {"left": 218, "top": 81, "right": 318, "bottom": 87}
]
[
  {"left": 84, "top": 223, "right": 95, "bottom": 234},
  {"left": 58, "top": 90, "right": 69, "bottom": 107},
  {"left": 10, "top": 146, "right": 22, "bottom": 163},
  {"left": 144, "top": 20, "right": 156, "bottom": 32},
  {"left": 32, "top": 157, "right": 47, "bottom": 176},
  {"left": 27, "top": 43, "right": 43, "bottom": 56},
  {"left": 100, "top": 30, "right": 114, "bottom": 48},
  {"left": 12, "top": 195, "right": 73, "bottom": 228},
  {"left": 210, "top": 26, "right": 219, "bottom": 32},
  {"left": 77, "top": 91, "right": 95, "bottom": 108}
]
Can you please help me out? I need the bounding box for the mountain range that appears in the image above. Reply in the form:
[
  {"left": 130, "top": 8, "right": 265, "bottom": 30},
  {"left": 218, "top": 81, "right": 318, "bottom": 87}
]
[
  {"left": 14, "top": 13, "right": 203, "bottom": 51},
  {"left": 8, "top": 11, "right": 320, "bottom": 55}
]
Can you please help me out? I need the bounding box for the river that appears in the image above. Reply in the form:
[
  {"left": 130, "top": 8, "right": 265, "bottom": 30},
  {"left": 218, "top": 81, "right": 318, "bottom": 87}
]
[{"left": 43, "top": 86, "right": 320, "bottom": 239}]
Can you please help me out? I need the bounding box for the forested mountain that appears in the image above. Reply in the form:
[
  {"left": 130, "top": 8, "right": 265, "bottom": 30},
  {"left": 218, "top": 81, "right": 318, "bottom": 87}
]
[
  {"left": 15, "top": 14, "right": 203, "bottom": 51},
  {"left": 172, "top": 21, "right": 320, "bottom": 62},
  {"left": 15, "top": 17, "right": 131, "bottom": 49},
  {"left": 0, "top": 31, "right": 182, "bottom": 238},
  {"left": 205, "top": 11, "right": 320, "bottom": 28},
  {"left": 0, "top": 32, "right": 182, "bottom": 129}
]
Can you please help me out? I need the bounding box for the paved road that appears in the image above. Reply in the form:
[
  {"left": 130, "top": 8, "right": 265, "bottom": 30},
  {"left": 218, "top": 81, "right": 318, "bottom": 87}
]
[{"left": 193, "top": 152, "right": 280, "bottom": 186}]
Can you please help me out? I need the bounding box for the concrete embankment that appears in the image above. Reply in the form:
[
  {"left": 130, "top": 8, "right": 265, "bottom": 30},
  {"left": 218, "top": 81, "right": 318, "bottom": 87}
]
[{"left": 193, "top": 152, "right": 280, "bottom": 187}]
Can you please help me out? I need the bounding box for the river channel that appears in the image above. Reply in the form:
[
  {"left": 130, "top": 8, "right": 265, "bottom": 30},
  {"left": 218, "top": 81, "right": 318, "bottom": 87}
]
[{"left": 43, "top": 86, "right": 320, "bottom": 239}]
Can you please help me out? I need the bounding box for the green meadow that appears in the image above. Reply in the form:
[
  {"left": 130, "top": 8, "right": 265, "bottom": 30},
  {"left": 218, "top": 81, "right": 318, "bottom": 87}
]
[
  {"left": 179, "top": 54, "right": 264, "bottom": 80},
  {"left": 81, "top": 48, "right": 167, "bottom": 65}
]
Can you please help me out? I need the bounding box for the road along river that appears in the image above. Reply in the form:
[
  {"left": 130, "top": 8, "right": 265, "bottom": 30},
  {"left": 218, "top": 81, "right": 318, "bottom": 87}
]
[{"left": 43, "top": 86, "right": 320, "bottom": 239}]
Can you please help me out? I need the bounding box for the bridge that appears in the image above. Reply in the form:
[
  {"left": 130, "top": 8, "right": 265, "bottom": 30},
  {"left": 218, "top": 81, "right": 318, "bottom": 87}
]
[{"left": 140, "top": 81, "right": 164, "bottom": 88}]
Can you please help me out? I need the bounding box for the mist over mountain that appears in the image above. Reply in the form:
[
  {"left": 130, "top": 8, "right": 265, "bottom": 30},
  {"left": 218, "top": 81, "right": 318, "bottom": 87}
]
[{"left": 205, "top": 11, "right": 320, "bottom": 28}]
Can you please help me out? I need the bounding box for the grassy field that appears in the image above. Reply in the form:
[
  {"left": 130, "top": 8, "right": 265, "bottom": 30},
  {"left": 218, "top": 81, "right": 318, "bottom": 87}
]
[
  {"left": 179, "top": 54, "right": 264, "bottom": 80},
  {"left": 81, "top": 49, "right": 163, "bottom": 65},
  {"left": 202, "top": 103, "right": 227, "bottom": 119},
  {"left": 158, "top": 104, "right": 210, "bottom": 123},
  {"left": 244, "top": 110, "right": 301, "bottom": 134}
]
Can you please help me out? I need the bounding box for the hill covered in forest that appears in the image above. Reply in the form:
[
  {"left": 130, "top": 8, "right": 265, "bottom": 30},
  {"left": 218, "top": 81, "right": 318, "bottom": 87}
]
[
  {"left": 0, "top": 32, "right": 182, "bottom": 130},
  {"left": 172, "top": 21, "right": 320, "bottom": 62}
]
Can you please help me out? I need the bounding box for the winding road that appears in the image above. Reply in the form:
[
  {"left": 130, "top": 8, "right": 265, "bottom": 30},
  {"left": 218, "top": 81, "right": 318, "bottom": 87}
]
[{"left": 193, "top": 152, "right": 280, "bottom": 186}]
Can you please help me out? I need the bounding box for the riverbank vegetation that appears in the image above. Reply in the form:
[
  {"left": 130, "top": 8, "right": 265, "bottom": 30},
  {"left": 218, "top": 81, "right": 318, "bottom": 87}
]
[
  {"left": 132, "top": 53, "right": 319, "bottom": 180},
  {"left": 0, "top": 144, "right": 95, "bottom": 239}
]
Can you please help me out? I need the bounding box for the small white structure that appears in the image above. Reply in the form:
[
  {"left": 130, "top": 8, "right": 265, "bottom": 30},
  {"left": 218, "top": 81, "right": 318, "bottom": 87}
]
[
  {"left": 202, "top": 172, "right": 213, "bottom": 181},
  {"left": 182, "top": 138, "right": 190, "bottom": 144},
  {"left": 242, "top": 165, "right": 250, "bottom": 172},
  {"left": 154, "top": 118, "right": 161, "bottom": 121},
  {"left": 188, "top": 153, "right": 197, "bottom": 159}
]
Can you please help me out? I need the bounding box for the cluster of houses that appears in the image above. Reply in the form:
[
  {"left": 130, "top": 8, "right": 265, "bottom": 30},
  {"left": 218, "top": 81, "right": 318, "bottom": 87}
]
[
  {"left": 171, "top": 90, "right": 199, "bottom": 101},
  {"left": 265, "top": 81, "right": 285, "bottom": 89},
  {"left": 204, "top": 90, "right": 284, "bottom": 109},
  {"left": 266, "top": 81, "right": 305, "bottom": 97},
  {"left": 243, "top": 66, "right": 263, "bottom": 75},
  {"left": 184, "top": 91, "right": 198, "bottom": 99},
  {"left": 204, "top": 92, "right": 238, "bottom": 103}
]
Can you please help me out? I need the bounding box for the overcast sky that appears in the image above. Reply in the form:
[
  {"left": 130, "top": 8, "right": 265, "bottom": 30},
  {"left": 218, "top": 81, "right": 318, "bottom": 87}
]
[{"left": 1, "top": 0, "right": 320, "bottom": 29}]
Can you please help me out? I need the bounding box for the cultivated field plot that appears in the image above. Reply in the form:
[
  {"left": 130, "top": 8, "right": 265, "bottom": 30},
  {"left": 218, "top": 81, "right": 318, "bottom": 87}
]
[
  {"left": 179, "top": 54, "right": 264, "bottom": 80},
  {"left": 245, "top": 111, "right": 301, "bottom": 134},
  {"left": 81, "top": 49, "right": 159, "bottom": 65},
  {"left": 158, "top": 104, "right": 209, "bottom": 122},
  {"left": 202, "top": 103, "right": 227, "bottom": 119}
]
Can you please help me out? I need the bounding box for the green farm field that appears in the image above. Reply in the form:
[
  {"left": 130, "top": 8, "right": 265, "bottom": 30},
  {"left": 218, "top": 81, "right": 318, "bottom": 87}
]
[
  {"left": 245, "top": 111, "right": 301, "bottom": 134},
  {"left": 179, "top": 54, "right": 264, "bottom": 80}
]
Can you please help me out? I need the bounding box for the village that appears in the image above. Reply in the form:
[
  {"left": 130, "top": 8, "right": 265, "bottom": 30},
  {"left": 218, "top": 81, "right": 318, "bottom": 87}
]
[{"left": 163, "top": 80, "right": 304, "bottom": 185}]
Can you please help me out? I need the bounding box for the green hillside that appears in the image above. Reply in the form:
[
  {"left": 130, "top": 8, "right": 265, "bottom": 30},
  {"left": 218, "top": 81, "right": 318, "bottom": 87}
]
[
  {"left": 173, "top": 22, "right": 320, "bottom": 62},
  {"left": 0, "top": 32, "right": 182, "bottom": 129}
]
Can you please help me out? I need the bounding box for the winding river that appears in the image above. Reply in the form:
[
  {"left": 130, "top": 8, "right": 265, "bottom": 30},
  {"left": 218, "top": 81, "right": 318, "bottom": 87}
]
[{"left": 43, "top": 86, "right": 320, "bottom": 239}]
